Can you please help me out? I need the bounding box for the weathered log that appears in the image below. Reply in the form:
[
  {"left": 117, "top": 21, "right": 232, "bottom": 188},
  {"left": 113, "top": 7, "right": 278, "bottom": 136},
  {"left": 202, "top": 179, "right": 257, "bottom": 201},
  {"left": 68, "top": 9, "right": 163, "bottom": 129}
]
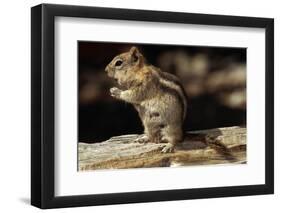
[{"left": 79, "top": 126, "right": 246, "bottom": 171}]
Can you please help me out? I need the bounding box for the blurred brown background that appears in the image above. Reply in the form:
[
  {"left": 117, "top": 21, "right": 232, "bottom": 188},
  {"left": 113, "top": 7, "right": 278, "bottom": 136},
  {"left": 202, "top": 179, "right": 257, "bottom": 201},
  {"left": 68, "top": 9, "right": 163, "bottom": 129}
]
[{"left": 79, "top": 42, "right": 246, "bottom": 143}]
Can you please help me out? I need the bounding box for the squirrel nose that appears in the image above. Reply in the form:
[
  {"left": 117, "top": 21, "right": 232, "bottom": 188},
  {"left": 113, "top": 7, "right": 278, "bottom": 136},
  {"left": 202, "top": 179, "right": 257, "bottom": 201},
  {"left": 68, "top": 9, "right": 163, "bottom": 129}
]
[
  {"left": 105, "top": 65, "right": 109, "bottom": 73},
  {"left": 105, "top": 65, "right": 114, "bottom": 77}
]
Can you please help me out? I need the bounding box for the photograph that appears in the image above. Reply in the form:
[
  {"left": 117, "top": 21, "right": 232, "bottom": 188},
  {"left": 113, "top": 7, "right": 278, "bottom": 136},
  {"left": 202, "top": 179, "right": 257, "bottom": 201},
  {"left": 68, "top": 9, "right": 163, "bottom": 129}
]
[
  {"left": 30, "top": 3, "right": 274, "bottom": 209},
  {"left": 78, "top": 42, "right": 247, "bottom": 171}
]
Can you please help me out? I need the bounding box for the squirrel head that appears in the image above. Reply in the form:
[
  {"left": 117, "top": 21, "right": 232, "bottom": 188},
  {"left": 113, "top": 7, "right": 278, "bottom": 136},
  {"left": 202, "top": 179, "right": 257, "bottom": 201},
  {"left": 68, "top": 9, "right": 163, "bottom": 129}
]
[{"left": 105, "top": 46, "right": 145, "bottom": 88}]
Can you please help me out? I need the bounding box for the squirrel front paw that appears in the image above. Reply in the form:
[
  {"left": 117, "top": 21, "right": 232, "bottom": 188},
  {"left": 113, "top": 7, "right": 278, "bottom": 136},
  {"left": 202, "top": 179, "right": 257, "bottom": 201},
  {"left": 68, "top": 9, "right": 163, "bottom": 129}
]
[{"left": 110, "top": 87, "right": 122, "bottom": 98}]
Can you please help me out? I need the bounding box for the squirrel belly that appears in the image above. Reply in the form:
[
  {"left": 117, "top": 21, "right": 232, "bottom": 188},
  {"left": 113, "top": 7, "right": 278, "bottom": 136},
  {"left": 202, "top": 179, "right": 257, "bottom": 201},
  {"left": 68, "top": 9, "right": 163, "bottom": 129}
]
[
  {"left": 105, "top": 46, "right": 187, "bottom": 153},
  {"left": 135, "top": 89, "right": 184, "bottom": 144}
]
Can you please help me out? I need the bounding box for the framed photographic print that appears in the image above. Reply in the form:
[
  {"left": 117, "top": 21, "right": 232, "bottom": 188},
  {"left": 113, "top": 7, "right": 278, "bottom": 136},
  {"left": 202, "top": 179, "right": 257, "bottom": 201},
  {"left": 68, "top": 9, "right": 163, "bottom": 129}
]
[{"left": 31, "top": 3, "right": 274, "bottom": 209}]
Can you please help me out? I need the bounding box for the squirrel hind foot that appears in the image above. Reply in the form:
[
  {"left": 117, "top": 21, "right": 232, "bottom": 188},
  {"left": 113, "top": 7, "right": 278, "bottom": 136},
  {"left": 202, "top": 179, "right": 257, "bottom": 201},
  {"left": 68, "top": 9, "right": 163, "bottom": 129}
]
[
  {"left": 160, "top": 143, "right": 175, "bottom": 153},
  {"left": 134, "top": 135, "right": 149, "bottom": 143}
]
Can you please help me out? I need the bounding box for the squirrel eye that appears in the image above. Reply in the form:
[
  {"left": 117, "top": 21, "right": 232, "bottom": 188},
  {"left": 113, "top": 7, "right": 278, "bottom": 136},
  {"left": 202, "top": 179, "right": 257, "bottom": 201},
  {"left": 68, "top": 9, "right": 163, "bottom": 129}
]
[{"left": 115, "top": 59, "right": 123, "bottom": 67}]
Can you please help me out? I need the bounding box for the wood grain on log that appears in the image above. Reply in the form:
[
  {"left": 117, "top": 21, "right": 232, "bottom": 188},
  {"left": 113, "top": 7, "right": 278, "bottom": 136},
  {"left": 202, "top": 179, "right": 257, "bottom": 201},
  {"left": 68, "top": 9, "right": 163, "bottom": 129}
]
[{"left": 78, "top": 126, "right": 246, "bottom": 171}]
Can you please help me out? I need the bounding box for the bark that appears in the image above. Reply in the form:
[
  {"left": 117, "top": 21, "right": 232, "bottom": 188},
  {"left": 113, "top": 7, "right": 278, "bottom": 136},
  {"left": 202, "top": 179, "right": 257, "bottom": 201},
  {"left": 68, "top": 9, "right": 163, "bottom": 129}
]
[{"left": 79, "top": 126, "right": 246, "bottom": 171}]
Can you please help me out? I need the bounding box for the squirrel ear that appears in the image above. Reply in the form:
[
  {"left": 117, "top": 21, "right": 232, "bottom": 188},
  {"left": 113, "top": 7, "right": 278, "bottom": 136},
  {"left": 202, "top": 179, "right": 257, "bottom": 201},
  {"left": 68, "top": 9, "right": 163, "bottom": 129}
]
[
  {"left": 130, "top": 46, "right": 142, "bottom": 64},
  {"left": 130, "top": 46, "right": 139, "bottom": 55}
]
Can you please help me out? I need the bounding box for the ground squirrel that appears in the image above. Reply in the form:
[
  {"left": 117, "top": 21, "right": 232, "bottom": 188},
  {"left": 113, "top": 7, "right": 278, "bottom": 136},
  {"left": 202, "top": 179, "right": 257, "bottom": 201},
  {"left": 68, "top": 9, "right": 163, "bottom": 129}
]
[{"left": 105, "top": 46, "right": 187, "bottom": 153}]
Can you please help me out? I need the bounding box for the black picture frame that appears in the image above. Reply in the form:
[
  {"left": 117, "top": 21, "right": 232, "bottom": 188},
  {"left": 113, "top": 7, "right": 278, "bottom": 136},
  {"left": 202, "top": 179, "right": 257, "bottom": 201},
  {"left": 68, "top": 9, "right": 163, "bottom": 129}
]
[{"left": 31, "top": 3, "right": 274, "bottom": 209}]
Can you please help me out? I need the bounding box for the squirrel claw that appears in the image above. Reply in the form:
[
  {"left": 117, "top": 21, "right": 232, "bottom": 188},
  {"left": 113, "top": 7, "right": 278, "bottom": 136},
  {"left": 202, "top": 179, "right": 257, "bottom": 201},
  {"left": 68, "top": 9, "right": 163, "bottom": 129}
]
[{"left": 161, "top": 143, "right": 175, "bottom": 153}]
